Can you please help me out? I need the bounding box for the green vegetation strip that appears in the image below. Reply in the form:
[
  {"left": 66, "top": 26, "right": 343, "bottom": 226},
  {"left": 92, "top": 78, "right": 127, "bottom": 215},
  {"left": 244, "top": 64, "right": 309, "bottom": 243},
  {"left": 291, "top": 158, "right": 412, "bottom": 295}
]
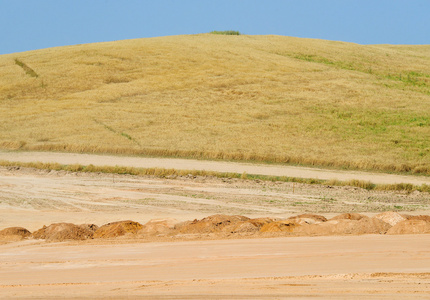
[
  {"left": 209, "top": 30, "right": 241, "bottom": 35},
  {"left": 1, "top": 160, "right": 429, "bottom": 193},
  {"left": 14, "top": 59, "right": 39, "bottom": 78},
  {"left": 93, "top": 119, "right": 141, "bottom": 146},
  {"left": 287, "top": 53, "right": 430, "bottom": 95}
]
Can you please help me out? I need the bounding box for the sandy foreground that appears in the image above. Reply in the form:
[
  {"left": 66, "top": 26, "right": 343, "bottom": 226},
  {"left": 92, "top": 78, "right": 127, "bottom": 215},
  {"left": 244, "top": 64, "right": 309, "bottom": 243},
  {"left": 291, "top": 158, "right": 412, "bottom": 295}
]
[
  {"left": 1, "top": 235, "right": 430, "bottom": 299},
  {"left": 1, "top": 157, "right": 430, "bottom": 298}
]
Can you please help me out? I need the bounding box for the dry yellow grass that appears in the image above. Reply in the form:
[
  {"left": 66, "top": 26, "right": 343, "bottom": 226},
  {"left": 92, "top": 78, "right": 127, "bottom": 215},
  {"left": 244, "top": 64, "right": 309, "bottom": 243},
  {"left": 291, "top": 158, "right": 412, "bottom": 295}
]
[{"left": 1, "top": 34, "right": 429, "bottom": 174}]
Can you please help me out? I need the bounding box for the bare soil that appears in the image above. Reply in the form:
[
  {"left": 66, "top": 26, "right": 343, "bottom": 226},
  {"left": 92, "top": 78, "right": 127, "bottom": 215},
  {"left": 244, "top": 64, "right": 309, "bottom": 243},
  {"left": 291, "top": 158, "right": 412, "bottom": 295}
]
[
  {"left": 1, "top": 163, "right": 430, "bottom": 298},
  {"left": 0, "top": 235, "right": 429, "bottom": 299},
  {"left": 1, "top": 165, "right": 429, "bottom": 232}
]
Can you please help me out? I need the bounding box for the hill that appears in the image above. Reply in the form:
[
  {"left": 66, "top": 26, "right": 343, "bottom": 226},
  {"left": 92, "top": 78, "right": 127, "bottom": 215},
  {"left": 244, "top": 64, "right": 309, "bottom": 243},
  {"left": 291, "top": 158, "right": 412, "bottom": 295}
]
[{"left": 1, "top": 34, "right": 429, "bottom": 174}]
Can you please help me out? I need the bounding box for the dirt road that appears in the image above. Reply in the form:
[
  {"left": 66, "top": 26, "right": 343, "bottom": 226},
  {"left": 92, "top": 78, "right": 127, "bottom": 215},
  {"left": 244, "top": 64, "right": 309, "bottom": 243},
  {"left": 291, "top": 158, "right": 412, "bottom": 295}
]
[
  {"left": 1, "top": 235, "right": 429, "bottom": 298},
  {"left": 1, "top": 166, "right": 429, "bottom": 231},
  {"left": 1, "top": 150, "right": 430, "bottom": 185}
]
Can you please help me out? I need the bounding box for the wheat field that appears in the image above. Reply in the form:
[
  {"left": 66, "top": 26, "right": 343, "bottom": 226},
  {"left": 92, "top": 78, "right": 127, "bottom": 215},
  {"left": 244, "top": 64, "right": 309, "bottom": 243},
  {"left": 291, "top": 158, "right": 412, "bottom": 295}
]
[{"left": 1, "top": 34, "right": 429, "bottom": 174}]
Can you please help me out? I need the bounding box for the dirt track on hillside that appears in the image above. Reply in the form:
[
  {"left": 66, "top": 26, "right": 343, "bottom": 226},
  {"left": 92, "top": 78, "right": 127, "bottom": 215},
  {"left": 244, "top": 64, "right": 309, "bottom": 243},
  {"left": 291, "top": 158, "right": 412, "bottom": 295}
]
[{"left": 1, "top": 150, "right": 430, "bottom": 185}]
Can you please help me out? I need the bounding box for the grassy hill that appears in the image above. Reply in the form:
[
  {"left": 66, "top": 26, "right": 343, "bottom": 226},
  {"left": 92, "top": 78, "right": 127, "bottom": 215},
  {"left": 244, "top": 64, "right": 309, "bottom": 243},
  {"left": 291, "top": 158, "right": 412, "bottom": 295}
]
[{"left": 1, "top": 34, "right": 430, "bottom": 174}]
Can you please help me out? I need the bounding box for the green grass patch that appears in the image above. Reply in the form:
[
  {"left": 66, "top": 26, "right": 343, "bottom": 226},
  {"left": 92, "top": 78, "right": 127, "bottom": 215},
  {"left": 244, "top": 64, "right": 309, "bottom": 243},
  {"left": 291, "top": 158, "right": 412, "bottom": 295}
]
[
  {"left": 292, "top": 54, "right": 358, "bottom": 72},
  {"left": 288, "top": 53, "right": 430, "bottom": 95},
  {"left": 93, "top": 119, "right": 141, "bottom": 146},
  {"left": 14, "top": 59, "right": 39, "bottom": 78},
  {"left": 210, "top": 30, "right": 241, "bottom": 35}
]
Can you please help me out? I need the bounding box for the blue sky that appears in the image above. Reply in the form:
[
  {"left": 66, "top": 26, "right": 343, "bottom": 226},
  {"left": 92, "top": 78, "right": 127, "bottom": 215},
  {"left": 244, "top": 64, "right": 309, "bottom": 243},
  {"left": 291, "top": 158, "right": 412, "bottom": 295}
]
[{"left": 1, "top": 0, "right": 429, "bottom": 55}]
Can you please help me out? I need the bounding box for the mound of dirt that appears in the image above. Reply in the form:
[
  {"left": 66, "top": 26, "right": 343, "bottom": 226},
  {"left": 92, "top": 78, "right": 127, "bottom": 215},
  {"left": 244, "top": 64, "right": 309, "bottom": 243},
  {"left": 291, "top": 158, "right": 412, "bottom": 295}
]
[
  {"left": 293, "top": 219, "right": 356, "bottom": 236},
  {"left": 0, "top": 227, "right": 31, "bottom": 241},
  {"left": 32, "top": 223, "right": 95, "bottom": 241},
  {"left": 288, "top": 214, "right": 327, "bottom": 223},
  {"left": 175, "top": 215, "right": 250, "bottom": 234},
  {"left": 358, "top": 217, "right": 392, "bottom": 234},
  {"left": 5, "top": 212, "right": 429, "bottom": 243},
  {"left": 331, "top": 213, "right": 366, "bottom": 221},
  {"left": 292, "top": 217, "right": 392, "bottom": 236},
  {"left": 374, "top": 211, "right": 406, "bottom": 226},
  {"left": 93, "top": 220, "right": 143, "bottom": 238},
  {"left": 287, "top": 217, "right": 319, "bottom": 225},
  {"left": 79, "top": 224, "right": 99, "bottom": 232},
  {"left": 387, "top": 219, "right": 430, "bottom": 235},
  {"left": 260, "top": 220, "right": 301, "bottom": 233},
  {"left": 220, "top": 217, "right": 279, "bottom": 235},
  {"left": 138, "top": 218, "right": 178, "bottom": 235},
  {"left": 403, "top": 215, "right": 430, "bottom": 222},
  {"left": 221, "top": 221, "right": 259, "bottom": 234},
  {"left": 248, "top": 217, "right": 277, "bottom": 228}
]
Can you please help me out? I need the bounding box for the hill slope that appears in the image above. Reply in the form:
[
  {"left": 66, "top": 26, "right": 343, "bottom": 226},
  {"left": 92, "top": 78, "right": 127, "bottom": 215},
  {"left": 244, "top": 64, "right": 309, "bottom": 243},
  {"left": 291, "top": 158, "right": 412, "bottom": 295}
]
[{"left": 1, "top": 34, "right": 429, "bottom": 174}]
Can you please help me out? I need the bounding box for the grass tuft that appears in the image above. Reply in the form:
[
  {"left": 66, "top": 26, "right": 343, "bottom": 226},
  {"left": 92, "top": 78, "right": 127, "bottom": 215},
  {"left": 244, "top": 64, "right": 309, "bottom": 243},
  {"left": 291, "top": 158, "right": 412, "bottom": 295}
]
[{"left": 210, "top": 30, "right": 241, "bottom": 35}]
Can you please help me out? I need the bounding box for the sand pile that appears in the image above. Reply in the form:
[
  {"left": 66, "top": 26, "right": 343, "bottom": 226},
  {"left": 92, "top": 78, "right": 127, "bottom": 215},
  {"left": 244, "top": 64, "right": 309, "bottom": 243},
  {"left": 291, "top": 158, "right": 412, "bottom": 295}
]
[
  {"left": 351, "top": 217, "right": 392, "bottom": 234},
  {"left": 138, "top": 218, "right": 178, "bottom": 236},
  {"left": 331, "top": 213, "right": 366, "bottom": 221},
  {"left": 292, "top": 217, "right": 392, "bottom": 236},
  {"left": 0, "top": 227, "right": 31, "bottom": 241},
  {"left": 175, "top": 215, "right": 250, "bottom": 234},
  {"left": 32, "top": 223, "right": 95, "bottom": 241},
  {"left": 219, "top": 217, "right": 280, "bottom": 235},
  {"left": 1, "top": 212, "right": 430, "bottom": 243},
  {"left": 260, "top": 219, "right": 301, "bottom": 233},
  {"left": 257, "top": 214, "right": 328, "bottom": 233},
  {"left": 403, "top": 215, "right": 430, "bottom": 222},
  {"left": 80, "top": 224, "right": 99, "bottom": 232},
  {"left": 222, "top": 217, "right": 284, "bottom": 234},
  {"left": 374, "top": 211, "right": 406, "bottom": 226},
  {"left": 288, "top": 214, "right": 328, "bottom": 223},
  {"left": 93, "top": 220, "right": 143, "bottom": 238},
  {"left": 248, "top": 217, "right": 277, "bottom": 227},
  {"left": 387, "top": 219, "right": 430, "bottom": 234},
  {"left": 292, "top": 219, "right": 355, "bottom": 236},
  {"left": 222, "top": 221, "right": 259, "bottom": 234}
]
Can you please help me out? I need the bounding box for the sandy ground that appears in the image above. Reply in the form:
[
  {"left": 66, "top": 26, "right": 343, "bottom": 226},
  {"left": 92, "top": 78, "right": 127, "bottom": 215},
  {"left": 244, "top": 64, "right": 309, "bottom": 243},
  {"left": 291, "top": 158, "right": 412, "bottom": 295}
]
[
  {"left": 1, "top": 235, "right": 429, "bottom": 299},
  {"left": 1, "top": 154, "right": 430, "bottom": 298},
  {"left": 1, "top": 166, "right": 429, "bottom": 231},
  {"left": 1, "top": 150, "right": 430, "bottom": 185}
]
